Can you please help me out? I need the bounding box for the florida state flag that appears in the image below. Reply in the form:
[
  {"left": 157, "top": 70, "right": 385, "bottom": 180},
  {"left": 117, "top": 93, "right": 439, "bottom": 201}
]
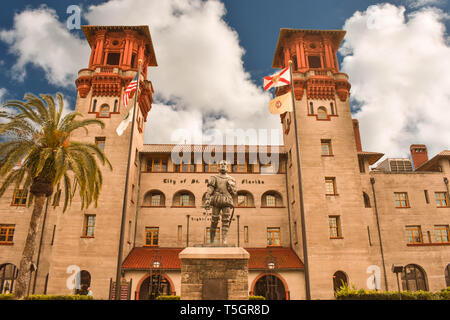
[
  {"left": 263, "top": 67, "right": 291, "bottom": 91},
  {"left": 269, "top": 91, "right": 293, "bottom": 114}
]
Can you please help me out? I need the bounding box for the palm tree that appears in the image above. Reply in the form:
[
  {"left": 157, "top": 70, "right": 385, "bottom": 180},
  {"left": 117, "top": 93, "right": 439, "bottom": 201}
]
[{"left": 0, "top": 93, "right": 112, "bottom": 299}]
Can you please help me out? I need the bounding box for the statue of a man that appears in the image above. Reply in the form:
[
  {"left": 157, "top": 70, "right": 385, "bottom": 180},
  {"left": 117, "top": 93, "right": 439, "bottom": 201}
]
[{"left": 204, "top": 160, "right": 237, "bottom": 245}]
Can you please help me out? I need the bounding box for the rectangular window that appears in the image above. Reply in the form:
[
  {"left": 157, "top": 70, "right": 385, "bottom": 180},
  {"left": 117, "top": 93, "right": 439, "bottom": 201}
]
[
  {"left": 406, "top": 226, "right": 422, "bottom": 244},
  {"left": 95, "top": 137, "right": 106, "bottom": 152},
  {"left": 145, "top": 227, "right": 159, "bottom": 247},
  {"left": 321, "top": 139, "right": 333, "bottom": 156},
  {"left": 308, "top": 55, "right": 322, "bottom": 68},
  {"left": 434, "top": 225, "right": 449, "bottom": 243},
  {"left": 151, "top": 194, "right": 161, "bottom": 206},
  {"left": 0, "top": 225, "right": 15, "bottom": 244},
  {"left": 177, "top": 225, "right": 183, "bottom": 242},
  {"left": 244, "top": 226, "right": 249, "bottom": 243},
  {"left": 205, "top": 227, "right": 220, "bottom": 244},
  {"left": 176, "top": 161, "right": 195, "bottom": 173},
  {"left": 203, "top": 160, "right": 219, "bottom": 173},
  {"left": 395, "top": 192, "right": 409, "bottom": 208},
  {"left": 329, "top": 216, "right": 342, "bottom": 239},
  {"left": 237, "top": 194, "right": 248, "bottom": 207},
  {"left": 106, "top": 52, "right": 121, "bottom": 65},
  {"left": 424, "top": 190, "right": 429, "bottom": 204},
  {"left": 265, "top": 194, "right": 276, "bottom": 207},
  {"left": 267, "top": 227, "right": 281, "bottom": 247},
  {"left": 147, "top": 157, "right": 168, "bottom": 172},
  {"left": 11, "top": 189, "right": 27, "bottom": 206},
  {"left": 325, "top": 177, "right": 337, "bottom": 195},
  {"left": 82, "top": 215, "right": 96, "bottom": 237},
  {"left": 435, "top": 192, "right": 449, "bottom": 207},
  {"left": 358, "top": 157, "right": 366, "bottom": 173},
  {"left": 180, "top": 194, "right": 190, "bottom": 206}
]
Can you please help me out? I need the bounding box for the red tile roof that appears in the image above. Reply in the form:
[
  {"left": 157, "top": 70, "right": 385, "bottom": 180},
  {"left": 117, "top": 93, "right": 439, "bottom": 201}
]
[
  {"left": 415, "top": 150, "right": 450, "bottom": 171},
  {"left": 122, "top": 247, "right": 304, "bottom": 270},
  {"left": 358, "top": 151, "right": 384, "bottom": 165}
]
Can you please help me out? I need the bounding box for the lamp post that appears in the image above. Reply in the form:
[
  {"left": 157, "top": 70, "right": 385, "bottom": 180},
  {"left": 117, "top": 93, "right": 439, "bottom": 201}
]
[
  {"left": 392, "top": 264, "right": 404, "bottom": 300},
  {"left": 149, "top": 250, "right": 162, "bottom": 300},
  {"left": 264, "top": 250, "right": 279, "bottom": 300}
]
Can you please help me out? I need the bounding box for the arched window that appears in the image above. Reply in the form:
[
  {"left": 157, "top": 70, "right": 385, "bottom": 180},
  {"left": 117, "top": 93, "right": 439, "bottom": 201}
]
[
  {"left": 75, "top": 270, "right": 91, "bottom": 295},
  {"left": 363, "top": 192, "right": 371, "bottom": 208},
  {"left": 401, "top": 264, "right": 428, "bottom": 291},
  {"left": 0, "top": 263, "right": 18, "bottom": 294},
  {"left": 445, "top": 264, "right": 450, "bottom": 287},
  {"left": 309, "top": 102, "right": 314, "bottom": 115},
  {"left": 99, "top": 104, "right": 110, "bottom": 118},
  {"left": 144, "top": 190, "right": 165, "bottom": 207},
  {"left": 114, "top": 100, "right": 118, "bottom": 113},
  {"left": 173, "top": 191, "right": 195, "bottom": 207},
  {"left": 253, "top": 275, "right": 287, "bottom": 300},
  {"left": 317, "top": 107, "right": 328, "bottom": 120},
  {"left": 235, "top": 191, "right": 255, "bottom": 207},
  {"left": 92, "top": 99, "right": 97, "bottom": 112},
  {"left": 262, "top": 191, "right": 283, "bottom": 208},
  {"left": 333, "top": 271, "right": 348, "bottom": 292}
]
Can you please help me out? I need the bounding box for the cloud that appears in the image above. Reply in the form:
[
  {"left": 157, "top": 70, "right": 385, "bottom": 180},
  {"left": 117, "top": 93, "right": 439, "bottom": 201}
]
[
  {"left": 0, "top": 6, "right": 89, "bottom": 87},
  {"left": 340, "top": 3, "right": 450, "bottom": 159},
  {"left": 406, "top": 0, "right": 446, "bottom": 9},
  {"left": 84, "top": 0, "right": 279, "bottom": 145}
]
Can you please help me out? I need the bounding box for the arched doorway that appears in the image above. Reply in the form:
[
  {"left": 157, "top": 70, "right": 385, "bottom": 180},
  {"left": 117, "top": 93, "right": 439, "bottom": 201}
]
[
  {"left": 445, "top": 264, "right": 450, "bottom": 287},
  {"left": 75, "top": 270, "right": 91, "bottom": 295},
  {"left": 401, "top": 264, "right": 428, "bottom": 291},
  {"left": 137, "top": 274, "right": 172, "bottom": 300},
  {"left": 0, "top": 263, "right": 18, "bottom": 294},
  {"left": 333, "top": 271, "right": 348, "bottom": 292},
  {"left": 253, "top": 274, "right": 287, "bottom": 300}
]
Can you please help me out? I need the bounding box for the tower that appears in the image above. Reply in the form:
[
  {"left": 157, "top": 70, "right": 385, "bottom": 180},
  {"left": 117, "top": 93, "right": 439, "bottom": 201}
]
[
  {"left": 273, "top": 29, "right": 373, "bottom": 299},
  {"left": 46, "top": 26, "right": 157, "bottom": 299}
]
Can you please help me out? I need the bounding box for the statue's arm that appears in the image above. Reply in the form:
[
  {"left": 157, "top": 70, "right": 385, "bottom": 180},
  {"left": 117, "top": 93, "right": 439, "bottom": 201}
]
[
  {"left": 204, "top": 176, "right": 216, "bottom": 207},
  {"left": 227, "top": 177, "right": 237, "bottom": 196}
]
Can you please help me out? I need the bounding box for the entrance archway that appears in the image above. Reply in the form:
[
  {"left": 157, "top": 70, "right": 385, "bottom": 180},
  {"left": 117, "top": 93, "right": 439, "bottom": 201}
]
[
  {"left": 136, "top": 274, "right": 174, "bottom": 300},
  {"left": 0, "top": 263, "right": 18, "bottom": 294},
  {"left": 252, "top": 274, "right": 288, "bottom": 300}
]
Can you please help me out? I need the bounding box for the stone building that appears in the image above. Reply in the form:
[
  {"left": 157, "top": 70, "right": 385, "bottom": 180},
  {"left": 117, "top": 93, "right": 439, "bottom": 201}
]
[{"left": 0, "top": 25, "right": 448, "bottom": 300}]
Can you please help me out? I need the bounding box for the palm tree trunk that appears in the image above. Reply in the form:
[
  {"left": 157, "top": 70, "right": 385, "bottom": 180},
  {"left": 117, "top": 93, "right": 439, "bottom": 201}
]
[{"left": 14, "top": 194, "right": 46, "bottom": 299}]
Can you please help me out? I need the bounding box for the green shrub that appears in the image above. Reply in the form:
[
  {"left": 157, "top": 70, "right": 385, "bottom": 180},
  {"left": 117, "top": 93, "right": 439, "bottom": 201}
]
[
  {"left": 24, "top": 294, "right": 93, "bottom": 300},
  {"left": 0, "top": 294, "right": 15, "bottom": 300},
  {"left": 155, "top": 295, "right": 180, "bottom": 300},
  {"left": 249, "top": 295, "right": 266, "bottom": 300},
  {"left": 437, "top": 287, "right": 450, "bottom": 300},
  {"left": 335, "top": 283, "right": 444, "bottom": 300}
]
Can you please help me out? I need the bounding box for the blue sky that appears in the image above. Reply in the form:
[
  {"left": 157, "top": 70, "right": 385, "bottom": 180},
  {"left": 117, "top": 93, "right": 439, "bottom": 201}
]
[{"left": 0, "top": 0, "right": 449, "bottom": 158}]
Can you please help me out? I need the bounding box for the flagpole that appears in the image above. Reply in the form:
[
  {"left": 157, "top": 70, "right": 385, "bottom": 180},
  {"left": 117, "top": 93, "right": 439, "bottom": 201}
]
[
  {"left": 288, "top": 60, "right": 311, "bottom": 300},
  {"left": 115, "top": 61, "right": 142, "bottom": 300}
]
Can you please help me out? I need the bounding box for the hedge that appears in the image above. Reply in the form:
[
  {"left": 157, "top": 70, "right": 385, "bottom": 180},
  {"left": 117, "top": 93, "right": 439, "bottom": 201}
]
[
  {"left": 249, "top": 296, "right": 266, "bottom": 300},
  {"left": 24, "top": 295, "right": 94, "bottom": 300},
  {"left": 0, "top": 294, "right": 15, "bottom": 300},
  {"left": 335, "top": 284, "right": 450, "bottom": 300},
  {"left": 155, "top": 295, "right": 180, "bottom": 300}
]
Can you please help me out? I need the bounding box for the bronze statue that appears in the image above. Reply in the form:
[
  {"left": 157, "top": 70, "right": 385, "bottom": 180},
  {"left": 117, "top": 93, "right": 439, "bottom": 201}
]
[{"left": 204, "top": 160, "right": 237, "bottom": 245}]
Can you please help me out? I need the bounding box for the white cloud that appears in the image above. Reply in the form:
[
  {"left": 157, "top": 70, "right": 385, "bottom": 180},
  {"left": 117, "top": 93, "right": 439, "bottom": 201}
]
[
  {"left": 0, "top": 6, "right": 89, "bottom": 87},
  {"left": 84, "top": 0, "right": 279, "bottom": 145},
  {"left": 407, "top": 0, "right": 446, "bottom": 9},
  {"left": 340, "top": 3, "right": 450, "bottom": 159}
]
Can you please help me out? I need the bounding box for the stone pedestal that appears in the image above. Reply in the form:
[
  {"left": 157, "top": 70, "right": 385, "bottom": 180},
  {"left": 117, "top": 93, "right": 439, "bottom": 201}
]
[{"left": 179, "top": 246, "right": 250, "bottom": 300}]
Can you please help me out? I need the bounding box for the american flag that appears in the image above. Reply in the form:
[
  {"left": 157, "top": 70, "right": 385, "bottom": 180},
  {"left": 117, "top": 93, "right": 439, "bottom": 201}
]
[{"left": 123, "top": 73, "right": 138, "bottom": 108}]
